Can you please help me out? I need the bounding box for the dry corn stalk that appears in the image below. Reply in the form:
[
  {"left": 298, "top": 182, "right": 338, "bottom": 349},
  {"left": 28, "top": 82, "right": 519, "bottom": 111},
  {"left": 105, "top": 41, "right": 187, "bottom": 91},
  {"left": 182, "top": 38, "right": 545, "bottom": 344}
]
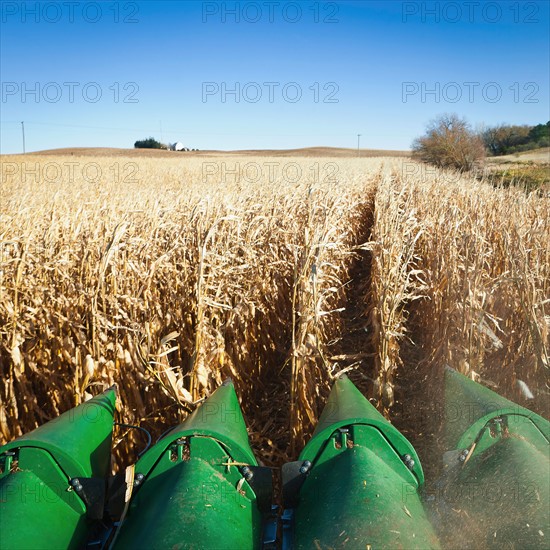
[{"left": 0, "top": 153, "right": 547, "bottom": 465}]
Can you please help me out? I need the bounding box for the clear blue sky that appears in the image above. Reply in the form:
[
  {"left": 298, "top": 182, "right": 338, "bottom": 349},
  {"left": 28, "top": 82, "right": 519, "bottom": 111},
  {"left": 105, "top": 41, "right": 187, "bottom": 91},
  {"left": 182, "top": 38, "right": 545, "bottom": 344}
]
[{"left": 1, "top": 0, "right": 548, "bottom": 153}]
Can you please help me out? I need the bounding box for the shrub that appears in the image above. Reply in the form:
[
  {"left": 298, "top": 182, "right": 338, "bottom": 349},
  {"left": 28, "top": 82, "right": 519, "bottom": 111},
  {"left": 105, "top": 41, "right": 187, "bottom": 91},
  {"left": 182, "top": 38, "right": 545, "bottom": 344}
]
[{"left": 412, "top": 114, "right": 486, "bottom": 171}]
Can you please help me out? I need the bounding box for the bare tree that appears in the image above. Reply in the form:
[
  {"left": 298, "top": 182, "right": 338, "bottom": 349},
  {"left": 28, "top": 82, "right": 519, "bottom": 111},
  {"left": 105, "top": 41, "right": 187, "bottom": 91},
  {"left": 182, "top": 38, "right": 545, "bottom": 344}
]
[{"left": 412, "top": 114, "right": 485, "bottom": 171}]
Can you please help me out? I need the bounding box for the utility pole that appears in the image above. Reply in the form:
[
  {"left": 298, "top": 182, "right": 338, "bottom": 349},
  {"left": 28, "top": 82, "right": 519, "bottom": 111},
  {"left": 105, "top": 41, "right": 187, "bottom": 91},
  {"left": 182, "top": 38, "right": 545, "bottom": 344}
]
[
  {"left": 21, "top": 121, "right": 26, "bottom": 154},
  {"left": 357, "top": 134, "right": 361, "bottom": 157}
]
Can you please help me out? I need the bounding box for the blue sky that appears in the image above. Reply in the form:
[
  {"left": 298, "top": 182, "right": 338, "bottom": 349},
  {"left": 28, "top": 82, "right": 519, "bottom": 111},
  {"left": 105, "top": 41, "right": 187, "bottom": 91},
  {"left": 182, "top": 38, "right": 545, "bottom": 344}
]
[{"left": 1, "top": 0, "right": 548, "bottom": 153}]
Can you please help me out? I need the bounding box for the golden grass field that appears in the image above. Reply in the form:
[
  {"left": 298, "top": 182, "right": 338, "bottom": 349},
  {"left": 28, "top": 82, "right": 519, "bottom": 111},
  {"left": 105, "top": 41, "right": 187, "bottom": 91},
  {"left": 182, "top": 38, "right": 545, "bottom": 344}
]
[{"left": 0, "top": 151, "right": 548, "bottom": 471}]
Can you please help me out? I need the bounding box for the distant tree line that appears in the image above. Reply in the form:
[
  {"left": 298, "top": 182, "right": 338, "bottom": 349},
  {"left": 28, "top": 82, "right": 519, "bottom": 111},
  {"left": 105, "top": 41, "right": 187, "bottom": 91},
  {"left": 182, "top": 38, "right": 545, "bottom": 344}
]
[
  {"left": 134, "top": 137, "right": 165, "bottom": 149},
  {"left": 482, "top": 122, "right": 549, "bottom": 156}
]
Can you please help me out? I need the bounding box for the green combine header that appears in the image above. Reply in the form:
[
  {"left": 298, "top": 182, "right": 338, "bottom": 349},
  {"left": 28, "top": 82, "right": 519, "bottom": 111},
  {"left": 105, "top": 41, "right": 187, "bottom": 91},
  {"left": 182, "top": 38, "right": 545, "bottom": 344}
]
[
  {"left": 111, "top": 379, "right": 272, "bottom": 549},
  {"left": 433, "top": 366, "right": 549, "bottom": 549},
  {"left": 282, "top": 376, "right": 440, "bottom": 549},
  {"left": 0, "top": 387, "right": 117, "bottom": 549},
  {"left": 0, "top": 370, "right": 548, "bottom": 549}
]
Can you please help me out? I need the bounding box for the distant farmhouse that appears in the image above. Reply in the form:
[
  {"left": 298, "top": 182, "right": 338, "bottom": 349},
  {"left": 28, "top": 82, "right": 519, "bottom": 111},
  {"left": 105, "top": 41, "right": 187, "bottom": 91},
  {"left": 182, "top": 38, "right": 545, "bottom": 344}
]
[
  {"left": 168, "top": 142, "right": 199, "bottom": 152},
  {"left": 168, "top": 142, "right": 186, "bottom": 151}
]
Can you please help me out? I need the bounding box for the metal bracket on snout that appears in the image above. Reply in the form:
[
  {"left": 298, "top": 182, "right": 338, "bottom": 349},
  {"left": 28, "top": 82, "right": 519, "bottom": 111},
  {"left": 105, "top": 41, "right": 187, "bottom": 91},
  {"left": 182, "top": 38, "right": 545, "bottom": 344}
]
[
  {"left": 0, "top": 451, "right": 17, "bottom": 478},
  {"left": 487, "top": 415, "right": 509, "bottom": 438},
  {"left": 240, "top": 465, "right": 273, "bottom": 514},
  {"left": 282, "top": 426, "right": 353, "bottom": 508},
  {"left": 333, "top": 427, "right": 355, "bottom": 450},
  {"left": 69, "top": 476, "right": 106, "bottom": 520},
  {"left": 281, "top": 460, "right": 312, "bottom": 509}
]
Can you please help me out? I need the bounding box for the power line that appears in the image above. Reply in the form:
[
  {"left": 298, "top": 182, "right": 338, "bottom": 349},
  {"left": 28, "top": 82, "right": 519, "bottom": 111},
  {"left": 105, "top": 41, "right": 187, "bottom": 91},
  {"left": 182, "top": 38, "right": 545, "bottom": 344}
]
[{"left": 0, "top": 120, "right": 356, "bottom": 138}]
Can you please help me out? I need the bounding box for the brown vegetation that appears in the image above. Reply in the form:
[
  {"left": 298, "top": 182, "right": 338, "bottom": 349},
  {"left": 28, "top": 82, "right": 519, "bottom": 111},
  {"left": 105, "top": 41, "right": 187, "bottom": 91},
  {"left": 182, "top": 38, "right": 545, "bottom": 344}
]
[
  {"left": 412, "top": 113, "right": 486, "bottom": 171},
  {"left": 0, "top": 154, "right": 548, "bottom": 471}
]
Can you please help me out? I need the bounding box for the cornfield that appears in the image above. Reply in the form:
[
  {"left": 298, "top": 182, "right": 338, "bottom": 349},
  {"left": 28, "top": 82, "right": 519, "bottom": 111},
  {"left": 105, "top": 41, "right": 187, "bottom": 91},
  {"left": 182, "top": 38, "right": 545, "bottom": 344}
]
[{"left": 0, "top": 154, "right": 548, "bottom": 473}]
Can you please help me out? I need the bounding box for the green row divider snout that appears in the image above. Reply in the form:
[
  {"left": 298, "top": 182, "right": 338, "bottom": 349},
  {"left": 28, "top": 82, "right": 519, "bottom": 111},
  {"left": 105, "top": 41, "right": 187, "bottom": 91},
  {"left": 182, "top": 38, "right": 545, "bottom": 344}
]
[
  {"left": 0, "top": 386, "right": 117, "bottom": 550},
  {"left": 282, "top": 375, "right": 441, "bottom": 549},
  {"left": 435, "top": 367, "right": 549, "bottom": 549},
  {"left": 111, "top": 379, "right": 273, "bottom": 550}
]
